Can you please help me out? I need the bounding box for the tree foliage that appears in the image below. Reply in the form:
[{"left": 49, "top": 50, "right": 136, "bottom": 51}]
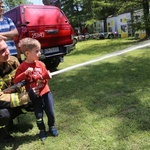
[
  {"left": 60, "top": 0, "right": 150, "bottom": 36},
  {"left": 3, "top": 0, "right": 31, "bottom": 9},
  {"left": 115, "top": 0, "right": 150, "bottom": 37},
  {"left": 3, "top": 0, "right": 150, "bottom": 36}
]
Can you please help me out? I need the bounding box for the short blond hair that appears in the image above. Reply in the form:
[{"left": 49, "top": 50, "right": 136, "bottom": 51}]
[{"left": 19, "top": 38, "right": 41, "bottom": 54}]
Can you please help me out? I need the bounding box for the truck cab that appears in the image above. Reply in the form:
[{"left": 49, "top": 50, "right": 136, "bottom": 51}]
[{"left": 4, "top": 4, "right": 74, "bottom": 69}]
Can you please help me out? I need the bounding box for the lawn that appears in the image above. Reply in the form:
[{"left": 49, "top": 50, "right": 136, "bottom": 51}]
[{"left": 1, "top": 38, "right": 150, "bottom": 150}]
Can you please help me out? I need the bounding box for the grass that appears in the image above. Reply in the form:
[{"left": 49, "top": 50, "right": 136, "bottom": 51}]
[
  {"left": 58, "top": 38, "right": 139, "bottom": 68},
  {"left": 1, "top": 38, "right": 150, "bottom": 150}
]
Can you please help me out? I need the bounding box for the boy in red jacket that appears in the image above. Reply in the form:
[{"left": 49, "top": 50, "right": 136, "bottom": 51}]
[{"left": 14, "top": 38, "right": 58, "bottom": 141}]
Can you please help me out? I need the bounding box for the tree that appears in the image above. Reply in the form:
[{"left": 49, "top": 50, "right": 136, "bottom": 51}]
[
  {"left": 91, "top": 0, "right": 120, "bottom": 32},
  {"left": 61, "top": 0, "right": 86, "bottom": 28},
  {"left": 3, "top": 0, "right": 31, "bottom": 9},
  {"left": 41, "top": 0, "right": 118, "bottom": 32},
  {"left": 42, "top": 0, "right": 61, "bottom": 8},
  {"left": 108, "top": 0, "right": 150, "bottom": 37},
  {"left": 85, "top": 0, "right": 150, "bottom": 37},
  {"left": 142, "top": 0, "right": 150, "bottom": 37},
  {"left": 10, "top": 0, "right": 149, "bottom": 37}
]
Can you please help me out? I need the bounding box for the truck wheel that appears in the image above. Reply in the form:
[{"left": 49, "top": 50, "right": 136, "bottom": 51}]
[
  {"left": 73, "top": 38, "right": 77, "bottom": 45},
  {"left": 43, "top": 57, "right": 60, "bottom": 70}
]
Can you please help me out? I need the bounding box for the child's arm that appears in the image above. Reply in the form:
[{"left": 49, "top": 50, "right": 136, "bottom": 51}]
[
  {"left": 14, "top": 69, "right": 26, "bottom": 84},
  {"left": 14, "top": 67, "right": 33, "bottom": 84}
]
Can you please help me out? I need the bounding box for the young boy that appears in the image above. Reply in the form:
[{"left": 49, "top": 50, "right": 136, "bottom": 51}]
[{"left": 14, "top": 38, "right": 58, "bottom": 140}]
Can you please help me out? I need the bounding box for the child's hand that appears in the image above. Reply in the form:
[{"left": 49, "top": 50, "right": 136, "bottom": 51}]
[
  {"left": 25, "top": 67, "right": 33, "bottom": 75},
  {"left": 32, "top": 86, "right": 40, "bottom": 97}
]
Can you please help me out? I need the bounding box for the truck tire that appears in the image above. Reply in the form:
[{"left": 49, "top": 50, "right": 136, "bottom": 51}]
[
  {"left": 43, "top": 57, "right": 60, "bottom": 70},
  {"left": 73, "top": 38, "right": 77, "bottom": 45}
]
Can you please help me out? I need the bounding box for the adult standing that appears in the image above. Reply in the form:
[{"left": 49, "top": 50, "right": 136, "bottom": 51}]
[{"left": 0, "top": 0, "right": 18, "bottom": 56}]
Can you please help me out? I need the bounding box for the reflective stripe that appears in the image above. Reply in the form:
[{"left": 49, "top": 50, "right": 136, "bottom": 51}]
[
  {"left": 11, "top": 93, "right": 20, "bottom": 107},
  {"left": 3, "top": 69, "right": 17, "bottom": 83},
  {"left": 10, "top": 69, "right": 17, "bottom": 77},
  {"left": 0, "top": 78, "right": 6, "bottom": 89},
  {"left": 3, "top": 74, "right": 11, "bottom": 83}
]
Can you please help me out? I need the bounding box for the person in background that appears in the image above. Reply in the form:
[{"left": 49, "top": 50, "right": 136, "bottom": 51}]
[
  {"left": 0, "top": 0, "right": 18, "bottom": 56},
  {"left": 0, "top": 39, "right": 31, "bottom": 142},
  {"left": 14, "top": 38, "right": 58, "bottom": 141}
]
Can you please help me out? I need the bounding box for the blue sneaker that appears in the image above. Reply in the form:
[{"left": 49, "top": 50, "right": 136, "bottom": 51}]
[
  {"left": 39, "top": 130, "right": 46, "bottom": 140},
  {"left": 49, "top": 126, "right": 58, "bottom": 137}
]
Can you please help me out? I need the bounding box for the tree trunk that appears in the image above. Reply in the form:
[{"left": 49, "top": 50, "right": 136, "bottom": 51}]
[{"left": 142, "top": 0, "right": 150, "bottom": 38}]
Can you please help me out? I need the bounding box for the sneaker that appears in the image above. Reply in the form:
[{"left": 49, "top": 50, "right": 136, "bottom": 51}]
[
  {"left": 49, "top": 126, "right": 58, "bottom": 137},
  {"left": 39, "top": 130, "right": 46, "bottom": 141}
]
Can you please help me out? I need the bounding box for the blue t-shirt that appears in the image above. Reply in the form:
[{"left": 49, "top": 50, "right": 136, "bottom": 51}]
[{"left": 0, "top": 17, "right": 17, "bottom": 55}]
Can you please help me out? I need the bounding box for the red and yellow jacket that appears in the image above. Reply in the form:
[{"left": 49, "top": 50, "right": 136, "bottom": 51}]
[{"left": 0, "top": 56, "right": 30, "bottom": 108}]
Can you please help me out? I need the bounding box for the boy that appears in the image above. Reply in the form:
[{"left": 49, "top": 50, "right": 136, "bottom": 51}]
[{"left": 14, "top": 38, "right": 58, "bottom": 141}]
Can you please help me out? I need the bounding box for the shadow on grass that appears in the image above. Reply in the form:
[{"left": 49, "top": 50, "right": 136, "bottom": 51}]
[
  {"left": 51, "top": 52, "right": 150, "bottom": 143},
  {"left": 0, "top": 134, "right": 38, "bottom": 150},
  {"left": 0, "top": 113, "right": 35, "bottom": 150}
]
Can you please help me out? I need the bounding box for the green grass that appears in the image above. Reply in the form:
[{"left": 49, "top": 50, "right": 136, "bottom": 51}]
[
  {"left": 1, "top": 39, "right": 150, "bottom": 150},
  {"left": 58, "top": 38, "right": 139, "bottom": 68}
]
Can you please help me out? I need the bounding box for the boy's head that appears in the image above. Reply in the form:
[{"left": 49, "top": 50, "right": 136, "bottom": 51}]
[{"left": 19, "top": 38, "right": 41, "bottom": 55}]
